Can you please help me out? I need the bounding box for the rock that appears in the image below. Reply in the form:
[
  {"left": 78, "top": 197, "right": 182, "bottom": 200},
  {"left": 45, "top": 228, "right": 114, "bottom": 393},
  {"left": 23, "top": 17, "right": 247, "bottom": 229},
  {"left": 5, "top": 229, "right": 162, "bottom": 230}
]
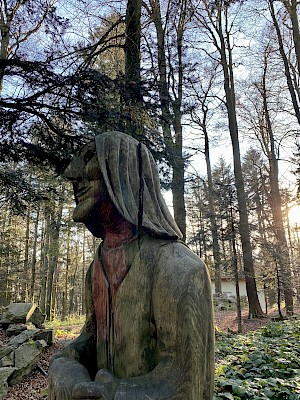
[
  {"left": 0, "top": 303, "right": 45, "bottom": 327},
  {"left": 29, "top": 307, "right": 46, "bottom": 327},
  {"left": 10, "top": 341, "right": 44, "bottom": 385},
  {"left": 1, "top": 303, "right": 34, "bottom": 324},
  {"left": 6, "top": 324, "right": 27, "bottom": 337},
  {"left": 8, "top": 329, "right": 38, "bottom": 349},
  {"left": 0, "top": 350, "right": 14, "bottom": 367},
  {"left": 0, "top": 367, "right": 16, "bottom": 400},
  {"left": 35, "top": 339, "right": 47, "bottom": 350},
  {"left": 0, "top": 345, "right": 13, "bottom": 360},
  {"left": 33, "top": 329, "right": 54, "bottom": 345}
]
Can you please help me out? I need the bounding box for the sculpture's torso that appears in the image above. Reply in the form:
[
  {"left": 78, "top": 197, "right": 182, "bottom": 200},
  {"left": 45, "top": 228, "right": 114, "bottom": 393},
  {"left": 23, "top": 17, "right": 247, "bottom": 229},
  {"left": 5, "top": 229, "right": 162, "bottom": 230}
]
[
  {"left": 92, "top": 237, "right": 158, "bottom": 378},
  {"left": 83, "top": 236, "right": 215, "bottom": 399}
]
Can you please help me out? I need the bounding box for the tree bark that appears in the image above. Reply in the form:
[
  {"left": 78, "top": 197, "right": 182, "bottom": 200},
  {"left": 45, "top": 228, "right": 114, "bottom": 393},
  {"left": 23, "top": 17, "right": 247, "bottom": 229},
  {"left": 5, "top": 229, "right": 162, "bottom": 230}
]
[
  {"left": 230, "top": 207, "right": 242, "bottom": 333},
  {"left": 69, "top": 240, "right": 79, "bottom": 315},
  {"left": 21, "top": 206, "right": 31, "bottom": 302},
  {"left": 269, "top": 0, "right": 300, "bottom": 124},
  {"left": 202, "top": 112, "right": 222, "bottom": 293},
  {"left": 284, "top": 0, "right": 300, "bottom": 78},
  {"left": 147, "top": 0, "right": 187, "bottom": 239},
  {"left": 46, "top": 202, "right": 63, "bottom": 321},
  {"left": 125, "top": 0, "right": 142, "bottom": 85},
  {"left": 62, "top": 211, "right": 72, "bottom": 321},
  {"left": 217, "top": 5, "right": 263, "bottom": 317},
  {"left": 39, "top": 204, "right": 51, "bottom": 314},
  {"left": 29, "top": 202, "right": 40, "bottom": 302},
  {"left": 124, "top": 0, "right": 143, "bottom": 134},
  {"left": 260, "top": 52, "right": 294, "bottom": 314}
]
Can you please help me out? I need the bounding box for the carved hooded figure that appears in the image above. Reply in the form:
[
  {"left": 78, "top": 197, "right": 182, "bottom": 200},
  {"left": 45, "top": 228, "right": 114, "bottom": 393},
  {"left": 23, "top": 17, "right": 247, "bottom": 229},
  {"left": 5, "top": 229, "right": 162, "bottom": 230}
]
[
  {"left": 48, "top": 131, "right": 214, "bottom": 400},
  {"left": 94, "top": 132, "right": 182, "bottom": 239}
]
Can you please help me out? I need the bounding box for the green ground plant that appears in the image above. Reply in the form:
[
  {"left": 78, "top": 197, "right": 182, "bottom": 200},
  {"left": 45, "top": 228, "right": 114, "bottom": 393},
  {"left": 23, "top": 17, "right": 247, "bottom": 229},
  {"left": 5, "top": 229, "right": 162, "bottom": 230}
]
[
  {"left": 46, "top": 315, "right": 86, "bottom": 327},
  {"left": 45, "top": 315, "right": 85, "bottom": 338},
  {"left": 214, "top": 319, "right": 300, "bottom": 399}
]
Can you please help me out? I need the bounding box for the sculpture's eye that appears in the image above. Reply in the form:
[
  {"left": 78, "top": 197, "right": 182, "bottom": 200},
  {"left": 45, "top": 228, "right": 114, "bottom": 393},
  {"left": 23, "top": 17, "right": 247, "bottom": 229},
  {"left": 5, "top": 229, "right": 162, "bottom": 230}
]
[{"left": 84, "top": 149, "right": 95, "bottom": 164}]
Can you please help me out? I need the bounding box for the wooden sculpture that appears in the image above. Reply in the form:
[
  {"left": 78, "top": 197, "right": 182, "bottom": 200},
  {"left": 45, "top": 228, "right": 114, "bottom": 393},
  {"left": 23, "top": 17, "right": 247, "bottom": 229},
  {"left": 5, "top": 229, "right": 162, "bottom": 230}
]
[{"left": 48, "top": 131, "right": 214, "bottom": 400}]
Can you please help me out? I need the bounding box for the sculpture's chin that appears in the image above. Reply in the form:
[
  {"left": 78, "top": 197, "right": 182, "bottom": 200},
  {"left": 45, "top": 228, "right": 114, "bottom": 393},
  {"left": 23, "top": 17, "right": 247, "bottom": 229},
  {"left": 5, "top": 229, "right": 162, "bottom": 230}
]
[
  {"left": 72, "top": 197, "right": 96, "bottom": 223},
  {"left": 72, "top": 204, "right": 88, "bottom": 223},
  {"left": 72, "top": 205, "right": 104, "bottom": 238}
]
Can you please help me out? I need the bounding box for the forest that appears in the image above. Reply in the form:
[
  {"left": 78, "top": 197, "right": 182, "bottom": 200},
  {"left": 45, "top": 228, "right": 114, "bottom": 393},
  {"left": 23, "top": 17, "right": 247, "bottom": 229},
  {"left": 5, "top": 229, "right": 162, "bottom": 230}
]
[{"left": 0, "top": 0, "right": 300, "bottom": 323}]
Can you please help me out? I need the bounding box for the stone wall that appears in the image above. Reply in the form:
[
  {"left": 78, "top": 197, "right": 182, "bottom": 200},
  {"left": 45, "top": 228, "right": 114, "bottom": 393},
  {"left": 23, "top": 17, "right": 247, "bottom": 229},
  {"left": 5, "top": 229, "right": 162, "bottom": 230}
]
[{"left": 0, "top": 303, "right": 53, "bottom": 399}]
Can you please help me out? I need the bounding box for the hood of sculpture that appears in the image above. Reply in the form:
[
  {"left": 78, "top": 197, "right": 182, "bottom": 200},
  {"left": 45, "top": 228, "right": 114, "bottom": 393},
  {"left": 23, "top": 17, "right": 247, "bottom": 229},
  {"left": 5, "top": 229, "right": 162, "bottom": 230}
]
[{"left": 94, "top": 131, "right": 182, "bottom": 239}]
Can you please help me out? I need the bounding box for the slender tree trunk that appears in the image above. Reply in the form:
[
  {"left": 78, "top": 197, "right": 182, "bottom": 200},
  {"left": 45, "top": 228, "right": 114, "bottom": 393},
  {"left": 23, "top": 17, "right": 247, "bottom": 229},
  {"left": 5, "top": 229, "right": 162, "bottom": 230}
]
[
  {"left": 269, "top": 0, "right": 300, "bottom": 124},
  {"left": 284, "top": 0, "right": 300, "bottom": 78},
  {"left": 21, "top": 206, "right": 31, "bottom": 302},
  {"left": 218, "top": 6, "right": 263, "bottom": 317},
  {"left": 202, "top": 114, "right": 222, "bottom": 293},
  {"left": 0, "top": 14, "right": 11, "bottom": 92},
  {"left": 46, "top": 202, "right": 63, "bottom": 321},
  {"left": 62, "top": 211, "right": 72, "bottom": 321},
  {"left": 260, "top": 57, "right": 294, "bottom": 314},
  {"left": 148, "top": 0, "right": 187, "bottom": 238},
  {"left": 125, "top": 0, "right": 142, "bottom": 85},
  {"left": 124, "top": 0, "right": 142, "bottom": 133},
  {"left": 40, "top": 204, "right": 51, "bottom": 314},
  {"left": 81, "top": 230, "right": 86, "bottom": 316},
  {"left": 230, "top": 207, "right": 242, "bottom": 333},
  {"left": 172, "top": 118, "right": 186, "bottom": 239},
  {"left": 69, "top": 240, "right": 79, "bottom": 315},
  {"left": 276, "top": 262, "right": 284, "bottom": 319},
  {"left": 30, "top": 203, "right": 40, "bottom": 302},
  {"left": 5, "top": 210, "right": 13, "bottom": 304},
  {"left": 171, "top": 3, "right": 187, "bottom": 239},
  {"left": 0, "top": 203, "right": 9, "bottom": 306}
]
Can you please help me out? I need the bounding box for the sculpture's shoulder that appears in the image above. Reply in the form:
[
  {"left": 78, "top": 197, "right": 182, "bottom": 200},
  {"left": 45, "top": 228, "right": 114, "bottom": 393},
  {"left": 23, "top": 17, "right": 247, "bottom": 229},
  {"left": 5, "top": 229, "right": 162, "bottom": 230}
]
[
  {"left": 156, "top": 239, "right": 206, "bottom": 273},
  {"left": 142, "top": 237, "right": 209, "bottom": 287}
]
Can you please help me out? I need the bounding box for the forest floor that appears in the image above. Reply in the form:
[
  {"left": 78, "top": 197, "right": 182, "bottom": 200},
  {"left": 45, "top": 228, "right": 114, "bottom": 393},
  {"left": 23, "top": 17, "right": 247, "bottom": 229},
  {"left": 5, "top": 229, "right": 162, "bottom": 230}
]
[{"left": 2, "top": 307, "right": 297, "bottom": 399}]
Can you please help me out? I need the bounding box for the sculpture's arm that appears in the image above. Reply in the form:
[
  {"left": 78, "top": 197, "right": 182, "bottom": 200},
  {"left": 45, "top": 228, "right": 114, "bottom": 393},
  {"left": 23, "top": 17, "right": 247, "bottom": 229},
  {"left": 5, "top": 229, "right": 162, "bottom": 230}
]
[{"left": 114, "top": 245, "right": 215, "bottom": 400}]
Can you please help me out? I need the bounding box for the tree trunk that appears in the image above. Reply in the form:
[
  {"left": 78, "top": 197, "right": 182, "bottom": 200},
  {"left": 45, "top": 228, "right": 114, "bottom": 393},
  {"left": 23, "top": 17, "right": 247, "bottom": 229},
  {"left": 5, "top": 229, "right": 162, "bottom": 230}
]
[
  {"left": 46, "top": 202, "right": 63, "bottom": 321},
  {"left": 269, "top": 0, "right": 300, "bottom": 124},
  {"left": 148, "top": 0, "right": 187, "bottom": 238},
  {"left": 62, "top": 211, "right": 72, "bottom": 321},
  {"left": 0, "top": 14, "right": 11, "bottom": 92},
  {"left": 230, "top": 207, "right": 242, "bottom": 333},
  {"left": 81, "top": 230, "right": 86, "bottom": 316},
  {"left": 218, "top": 6, "right": 263, "bottom": 317},
  {"left": 0, "top": 203, "right": 10, "bottom": 306},
  {"left": 69, "top": 240, "right": 79, "bottom": 315},
  {"left": 40, "top": 204, "right": 51, "bottom": 314},
  {"left": 284, "top": 0, "right": 300, "bottom": 78},
  {"left": 21, "top": 206, "right": 31, "bottom": 302},
  {"left": 260, "top": 55, "right": 294, "bottom": 314},
  {"left": 125, "top": 0, "right": 142, "bottom": 85},
  {"left": 124, "top": 0, "right": 142, "bottom": 133},
  {"left": 203, "top": 117, "right": 222, "bottom": 293},
  {"left": 30, "top": 202, "right": 40, "bottom": 302},
  {"left": 172, "top": 124, "right": 186, "bottom": 239}
]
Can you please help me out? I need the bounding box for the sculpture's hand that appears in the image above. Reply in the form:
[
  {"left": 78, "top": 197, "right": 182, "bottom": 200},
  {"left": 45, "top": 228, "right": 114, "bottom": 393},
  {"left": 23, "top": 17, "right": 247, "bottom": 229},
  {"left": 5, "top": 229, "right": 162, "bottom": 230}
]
[
  {"left": 48, "top": 357, "right": 92, "bottom": 400},
  {"left": 72, "top": 369, "right": 120, "bottom": 400},
  {"left": 71, "top": 382, "right": 105, "bottom": 399}
]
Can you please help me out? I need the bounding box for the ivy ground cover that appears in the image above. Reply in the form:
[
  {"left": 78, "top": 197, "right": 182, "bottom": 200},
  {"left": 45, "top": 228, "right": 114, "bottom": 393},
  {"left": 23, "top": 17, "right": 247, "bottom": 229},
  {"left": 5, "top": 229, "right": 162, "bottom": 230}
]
[{"left": 214, "top": 319, "right": 300, "bottom": 399}]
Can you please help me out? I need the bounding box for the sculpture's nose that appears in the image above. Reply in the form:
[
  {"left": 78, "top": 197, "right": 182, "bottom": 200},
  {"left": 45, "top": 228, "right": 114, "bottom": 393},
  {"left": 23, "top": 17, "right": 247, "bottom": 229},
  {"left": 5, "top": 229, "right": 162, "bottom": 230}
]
[{"left": 63, "top": 156, "right": 85, "bottom": 181}]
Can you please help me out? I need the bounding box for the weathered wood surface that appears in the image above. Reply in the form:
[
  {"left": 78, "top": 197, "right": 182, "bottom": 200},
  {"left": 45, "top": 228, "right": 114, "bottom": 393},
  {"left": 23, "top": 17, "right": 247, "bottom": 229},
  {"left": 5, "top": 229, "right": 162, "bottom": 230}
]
[
  {"left": 49, "top": 132, "right": 214, "bottom": 399},
  {"left": 49, "top": 237, "right": 214, "bottom": 399}
]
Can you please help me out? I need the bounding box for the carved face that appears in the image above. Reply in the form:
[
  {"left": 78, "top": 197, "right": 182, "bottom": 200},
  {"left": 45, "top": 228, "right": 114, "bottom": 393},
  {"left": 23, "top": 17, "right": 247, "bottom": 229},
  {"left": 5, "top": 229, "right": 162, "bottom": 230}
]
[{"left": 64, "top": 141, "right": 110, "bottom": 225}]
